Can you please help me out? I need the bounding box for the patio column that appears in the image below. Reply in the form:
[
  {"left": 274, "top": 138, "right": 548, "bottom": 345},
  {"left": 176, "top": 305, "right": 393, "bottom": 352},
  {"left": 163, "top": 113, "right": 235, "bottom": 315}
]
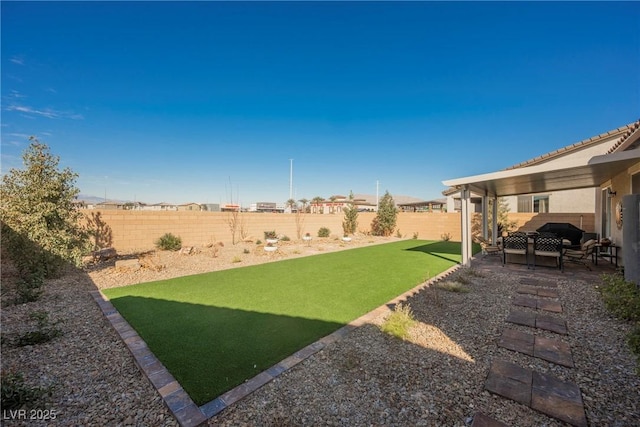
[
  {"left": 460, "top": 186, "right": 472, "bottom": 266},
  {"left": 492, "top": 196, "right": 498, "bottom": 245},
  {"left": 482, "top": 194, "right": 489, "bottom": 240}
]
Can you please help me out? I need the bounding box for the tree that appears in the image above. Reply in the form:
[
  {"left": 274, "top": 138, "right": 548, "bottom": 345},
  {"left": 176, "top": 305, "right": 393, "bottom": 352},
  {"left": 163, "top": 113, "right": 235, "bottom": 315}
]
[
  {"left": 371, "top": 191, "right": 397, "bottom": 236},
  {"left": 311, "top": 196, "right": 324, "bottom": 214},
  {"left": 342, "top": 192, "right": 358, "bottom": 235},
  {"left": 0, "top": 138, "right": 90, "bottom": 274}
]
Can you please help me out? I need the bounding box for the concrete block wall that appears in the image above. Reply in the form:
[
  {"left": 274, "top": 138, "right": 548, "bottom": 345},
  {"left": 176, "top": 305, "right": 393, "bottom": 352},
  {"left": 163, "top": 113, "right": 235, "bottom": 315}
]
[{"left": 82, "top": 210, "right": 594, "bottom": 253}]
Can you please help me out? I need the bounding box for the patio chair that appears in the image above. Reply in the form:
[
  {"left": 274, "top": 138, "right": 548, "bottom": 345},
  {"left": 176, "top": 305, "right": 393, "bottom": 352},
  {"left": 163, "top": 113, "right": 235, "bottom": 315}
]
[
  {"left": 533, "top": 234, "right": 563, "bottom": 271},
  {"left": 563, "top": 239, "right": 596, "bottom": 270},
  {"left": 477, "top": 236, "right": 501, "bottom": 257},
  {"left": 502, "top": 232, "right": 529, "bottom": 268}
]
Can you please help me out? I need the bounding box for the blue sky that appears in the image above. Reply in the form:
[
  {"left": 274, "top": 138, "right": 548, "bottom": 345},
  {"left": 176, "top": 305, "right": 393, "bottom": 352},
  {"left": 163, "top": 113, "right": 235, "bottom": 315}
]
[{"left": 2, "top": 1, "right": 639, "bottom": 206}]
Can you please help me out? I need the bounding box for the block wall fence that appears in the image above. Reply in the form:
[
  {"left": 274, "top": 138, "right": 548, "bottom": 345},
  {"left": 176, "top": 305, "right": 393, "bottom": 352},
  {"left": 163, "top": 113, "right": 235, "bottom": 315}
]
[{"left": 82, "top": 210, "right": 595, "bottom": 253}]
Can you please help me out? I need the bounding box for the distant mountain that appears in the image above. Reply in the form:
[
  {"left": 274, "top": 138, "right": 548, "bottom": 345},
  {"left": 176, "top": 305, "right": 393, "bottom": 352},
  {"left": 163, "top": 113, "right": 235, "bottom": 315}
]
[
  {"left": 77, "top": 194, "right": 128, "bottom": 204},
  {"left": 353, "top": 193, "right": 425, "bottom": 206}
]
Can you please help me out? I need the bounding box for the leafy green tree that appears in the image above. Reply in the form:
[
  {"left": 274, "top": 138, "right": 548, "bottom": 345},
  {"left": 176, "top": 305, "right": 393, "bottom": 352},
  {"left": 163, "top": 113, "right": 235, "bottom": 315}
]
[
  {"left": 342, "top": 191, "right": 358, "bottom": 235},
  {"left": 0, "top": 138, "right": 90, "bottom": 274},
  {"left": 371, "top": 191, "right": 397, "bottom": 236}
]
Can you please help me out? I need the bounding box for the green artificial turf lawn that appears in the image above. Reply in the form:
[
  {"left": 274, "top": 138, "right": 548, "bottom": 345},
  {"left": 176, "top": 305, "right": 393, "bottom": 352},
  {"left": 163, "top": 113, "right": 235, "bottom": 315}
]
[{"left": 104, "top": 240, "right": 464, "bottom": 405}]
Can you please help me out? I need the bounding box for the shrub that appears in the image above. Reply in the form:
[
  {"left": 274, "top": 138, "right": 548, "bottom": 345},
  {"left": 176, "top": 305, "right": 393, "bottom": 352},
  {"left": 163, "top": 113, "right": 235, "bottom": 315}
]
[
  {"left": 396, "top": 229, "right": 403, "bottom": 238},
  {"left": 436, "top": 281, "right": 470, "bottom": 293},
  {"left": 243, "top": 248, "right": 250, "bottom": 254},
  {"left": 371, "top": 191, "right": 397, "bottom": 236},
  {"left": 14, "top": 311, "right": 63, "bottom": 347},
  {"left": 441, "top": 232, "right": 452, "bottom": 242},
  {"left": 0, "top": 139, "right": 91, "bottom": 272},
  {"left": 263, "top": 231, "right": 277, "bottom": 240},
  {"left": 155, "top": 233, "right": 182, "bottom": 251},
  {"left": 0, "top": 371, "right": 50, "bottom": 410},
  {"left": 380, "top": 303, "right": 416, "bottom": 340},
  {"left": 280, "top": 235, "right": 290, "bottom": 241},
  {"left": 231, "top": 256, "right": 242, "bottom": 263},
  {"left": 318, "top": 227, "right": 330, "bottom": 238},
  {"left": 412, "top": 232, "right": 419, "bottom": 239},
  {"left": 599, "top": 273, "right": 640, "bottom": 321},
  {"left": 342, "top": 192, "right": 358, "bottom": 235},
  {"left": 14, "top": 275, "right": 44, "bottom": 305}
]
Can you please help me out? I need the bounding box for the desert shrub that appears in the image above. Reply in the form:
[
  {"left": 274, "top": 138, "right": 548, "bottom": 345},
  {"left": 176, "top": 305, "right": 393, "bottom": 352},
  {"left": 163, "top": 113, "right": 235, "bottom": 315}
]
[
  {"left": 441, "top": 232, "right": 452, "bottom": 242},
  {"left": 13, "top": 311, "right": 62, "bottom": 347},
  {"left": 243, "top": 248, "right": 250, "bottom": 254},
  {"left": 380, "top": 303, "right": 416, "bottom": 340},
  {"left": 436, "top": 281, "right": 470, "bottom": 293},
  {"left": 318, "top": 227, "right": 330, "bottom": 238},
  {"left": 412, "top": 232, "right": 419, "bottom": 239},
  {"left": 231, "top": 256, "right": 242, "bottom": 263},
  {"left": 396, "top": 229, "right": 403, "bottom": 238},
  {"left": 280, "top": 235, "right": 291, "bottom": 241},
  {"left": 255, "top": 239, "right": 262, "bottom": 245},
  {"left": 14, "top": 274, "right": 45, "bottom": 305},
  {"left": 155, "top": 233, "right": 182, "bottom": 251},
  {"left": 599, "top": 273, "right": 640, "bottom": 321},
  {"left": 0, "top": 371, "right": 50, "bottom": 410},
  {"left": 263, "top": 231, "right": 277, "bottom": 240}
]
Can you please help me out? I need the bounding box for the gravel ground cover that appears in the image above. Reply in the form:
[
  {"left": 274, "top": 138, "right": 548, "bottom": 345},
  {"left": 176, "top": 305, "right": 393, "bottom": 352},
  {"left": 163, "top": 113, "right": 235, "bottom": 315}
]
[{"left": 2, "top": 238, "right": 639, "bottom": 426}]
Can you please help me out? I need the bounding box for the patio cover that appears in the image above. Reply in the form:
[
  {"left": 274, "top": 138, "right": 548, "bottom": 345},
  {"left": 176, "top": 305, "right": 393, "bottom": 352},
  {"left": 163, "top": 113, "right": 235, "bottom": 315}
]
[{"left": 442, "top": 148, "right": 640, "bottom": 265}]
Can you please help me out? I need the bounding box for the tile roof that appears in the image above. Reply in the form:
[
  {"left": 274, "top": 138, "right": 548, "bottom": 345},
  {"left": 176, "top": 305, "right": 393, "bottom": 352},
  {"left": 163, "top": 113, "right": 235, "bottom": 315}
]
[{"left": 505, "top": 120, "right": 640, "bottom": 170}]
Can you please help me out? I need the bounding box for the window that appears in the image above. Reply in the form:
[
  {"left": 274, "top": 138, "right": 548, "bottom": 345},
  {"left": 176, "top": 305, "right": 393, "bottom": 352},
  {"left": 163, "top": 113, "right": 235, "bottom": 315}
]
[
  {"left": 517, "top": 196, "right": 532, "bottom": 212},
  {"left": 632, "top": 172, "right": 640, "bottom": 194},
  {"left": 517, "top": 195, "right": 549, "bottom": 213},
  {"left": 533, "top": 195, "right": 549, "bottom": 213}
]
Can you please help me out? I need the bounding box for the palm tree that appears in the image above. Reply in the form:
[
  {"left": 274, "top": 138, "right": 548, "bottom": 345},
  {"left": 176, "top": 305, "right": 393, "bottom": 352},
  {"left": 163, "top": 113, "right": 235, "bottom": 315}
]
[
  {"left": 298, "top": 198, "right": 309, "bottom": 213},
  {"left": 311, "top": 196, "right": 324, "bottom": 214}
]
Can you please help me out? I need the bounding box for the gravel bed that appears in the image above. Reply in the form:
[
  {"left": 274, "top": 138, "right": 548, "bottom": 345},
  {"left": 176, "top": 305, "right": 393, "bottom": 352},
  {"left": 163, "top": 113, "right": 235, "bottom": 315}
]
[{"left": 2, "top": 243, "right": 639, "bottom": 426}]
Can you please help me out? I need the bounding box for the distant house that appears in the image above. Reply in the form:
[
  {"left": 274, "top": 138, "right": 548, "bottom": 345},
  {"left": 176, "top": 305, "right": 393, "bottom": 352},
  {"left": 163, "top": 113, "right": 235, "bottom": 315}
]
[
  {"left": 398, "top": 199, "right": 447, "bottom": 212},
  {"left": 177, "top": 202, "right": 202, "bottom": 211},
  {"left": 95, "top": 200, "right": 126, "bottom": 210},
  {"left": 143, "top": 202, "right": 178, "bottom": 211}
]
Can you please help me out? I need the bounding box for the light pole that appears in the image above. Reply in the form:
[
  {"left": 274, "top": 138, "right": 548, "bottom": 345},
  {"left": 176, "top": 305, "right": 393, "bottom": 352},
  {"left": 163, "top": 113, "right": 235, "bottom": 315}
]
[{"left": 289, "top": 159, "right": 294, "bottom": 201}]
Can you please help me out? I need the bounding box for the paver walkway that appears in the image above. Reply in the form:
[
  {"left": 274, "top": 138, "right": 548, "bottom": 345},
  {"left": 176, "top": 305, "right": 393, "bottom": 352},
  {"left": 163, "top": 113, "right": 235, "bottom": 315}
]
[{"left": 481, "top": 275, "right": 588, "bottom": 426}]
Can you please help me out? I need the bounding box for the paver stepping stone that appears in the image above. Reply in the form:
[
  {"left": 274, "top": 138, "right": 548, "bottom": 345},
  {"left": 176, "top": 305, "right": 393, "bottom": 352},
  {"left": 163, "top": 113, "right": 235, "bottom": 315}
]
[
  {"left": 513, "top": 295, "right": 538, "bottom": 309},
  {"left": 498, "top": 329, "right": 574, "bottom": 367},
  {"left": 516, "top": 286, "right": 560, "bottom": 298},
  {"left": 506, "top": 310, "right": 568, "bottom": 334},
  {"left": 537, "top": 288, "right": 560, "bottom": 298},
  {"left": 506, "top": 310, "right": 536, "bottom": 327},
  {"left": 486, "top": 360, "right": 587, "bottom": 426},
  {"left": 485, "top": 360, "right": 532, "bottom": 405},
  {"left": 534, "top": 336, "right": 574, "bottom": 367},
  {"left": 536, "top": 313, "right": 568, "bottom": 335},
  {"left": 471, "top": 412, "right": 509, "bottom": 427},
  {"left": 498, "top": 328, "right": 534, "bottom": 355},
  {"left": 531, "top": 371, "right": 587, "bottom": 427},
  {"left": 537, "top": 299, "right": 563, "bottom": 313},
  {"left": 512, "top": 296, "right": 563, "bottom": 313}
]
